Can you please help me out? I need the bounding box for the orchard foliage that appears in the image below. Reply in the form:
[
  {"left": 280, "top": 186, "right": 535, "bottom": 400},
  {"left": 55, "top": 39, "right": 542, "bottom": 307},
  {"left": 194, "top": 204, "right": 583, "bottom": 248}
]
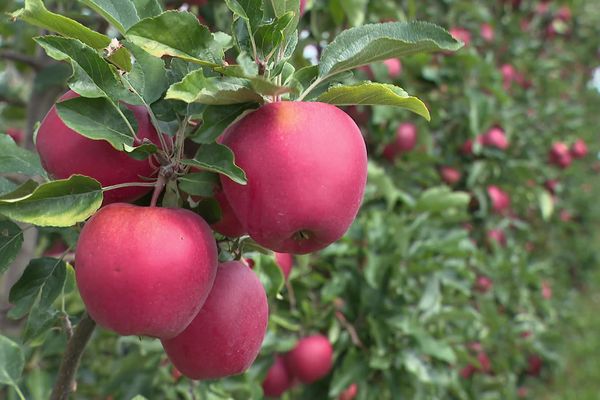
[{"left": 1, "top": 0, "right": 600, "bottom": 399}]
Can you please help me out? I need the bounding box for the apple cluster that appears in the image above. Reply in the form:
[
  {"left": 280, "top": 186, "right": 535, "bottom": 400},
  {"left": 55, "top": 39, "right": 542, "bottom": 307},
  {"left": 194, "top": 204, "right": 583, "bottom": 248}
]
[{"left": 34, "top": 91, "right": 368, "bottom": 382}]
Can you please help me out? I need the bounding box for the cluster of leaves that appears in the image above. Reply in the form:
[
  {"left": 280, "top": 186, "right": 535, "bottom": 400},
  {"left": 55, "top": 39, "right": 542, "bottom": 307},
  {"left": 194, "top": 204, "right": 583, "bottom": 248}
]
[{"left": 1, "top": 0, "right": 600, "bottom": 399}]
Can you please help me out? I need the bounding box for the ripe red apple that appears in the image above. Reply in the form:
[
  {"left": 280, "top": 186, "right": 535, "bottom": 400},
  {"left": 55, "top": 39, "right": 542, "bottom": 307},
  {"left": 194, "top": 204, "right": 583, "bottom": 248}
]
[
  {"left": 449, "top": 27, "right": 471, "bottom": 47},
  {"left": 549, "top": 142, "right": 572, "bottom": 168},
  {"left": 527, "top": 355, "right": 543, "bottom": 376},
  {"left": 383, "top": 58, "right": 402, "bottom": 78},
  {"left": 275, "top": 252, "right": 293, "bottom": 280},
  {"left": 487, "top": 229, "right": 507, "bottom": 247},
  {"left": 284, "top": 334, "right": 333, "bottom": 384},
  {"left": 220, "top": 101, "right": 368, "bottom": 254},
  {"left": 556, "top": 5, "right": 572, "bottom": 21},
  {"left": 162, "top": 261, "right": 268, "bottom": 379},
  {"left": 300, "top": 0, "right": 307, "bottom": 15},
  {"left": 481, "top": 127, "right": 508, "bottom": 150},
  {"left": 460, "top": 364, "right": 476, "bottom": 379},
  {"left": 487, "top": 185, "right": 510, "bottom": 214},
  {"left": 500, "top": 64, "right": 517, "bottom": 90},
  {"left": 36, "top": 90, "right": 161, "bottom": 204},
  {"left": 262, "top": 355, "right": 294, "bottom": 397},
  {"left": 544, "top": 179, "right": 558, "bottom": 194},
  {"left": 461, "top": 138, "right": 475, "bottom": 156},
  {"left": 439, "top": 166, "right": 461, "bottom": 185},
  {"left": 5, "top": 128, "right": 24, "bottom": 144},
  {"left": 339, "top": 383, "right": 358, "bottom": 400},
  {"left": 570, "top": 139, "right": 588, "bottom": 159},
  {"left": 475, "top": 276, "right": 493, "bottom": 293},
  {"left": 384, "top": 122, "right": 418, "bottom": 161},
  {"left": 541, "top": 281, "right": 552, "bottom": 299},
  {"left": 75, "top": 203, "right": 218, "bottom": 338},
  {"left": 43, "top": 238, "right": 69, "bottom": 257},
  {"left": 211, "top": 187, "right": 247, "bottom": 237},
  {"left": 480, "top": 23, "right": 494, "bottom": 42}
]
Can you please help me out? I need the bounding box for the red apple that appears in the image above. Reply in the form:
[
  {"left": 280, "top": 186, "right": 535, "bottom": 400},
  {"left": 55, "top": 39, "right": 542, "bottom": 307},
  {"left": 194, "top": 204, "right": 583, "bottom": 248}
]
[
  {"left": 339, "top": 383, "right": 358, "bottom": 400},
  {"left": 475, "top": 276, "right": 493, "bottom": 293},
  {"left": 449, "top": 27, "right": 471, "bottom": 46},
  {"left": 527, "top": 355, "right": 543, "bottom": 376},
  {"left": 549, "top": 142, "right": 572, "bottom": 168},
  {"left": 544, "top": 179, "right": 558, "bottom": 194},
  {"left": 75, "top": 203, "right": 218, "bottom": 338},
  {"left": 461, "top": 139, "right": 474, "bottom": 155},
  {"left": 501, "top": 64, "right": 517, "bottom": 90},
  {"left": 556, "top": 5, "right": 572, "bottom": 21},
  {"left": 570, "top": 139, "right": 588, "bottom": 159},
  {"left": 487, "top": 185, "right": 510, "bottom": 214},
  {"left": 460, "top": 364, "right": 476, "bottom": 379},
  {"left": 284, "top": 335, "right": 333, "bottom": 384},
  {"left": 162, "top": 261, "right": 268, "bottom": 379},
  {"left": 439, "top": 166, "right": 461, "bottom": 185},
  {"left": 383, "top": 58, "right": 402, "bottom": 78},
  {"left": 5, "top": 128, "right": 24, "bottom": 144},
  {"left": 481, "top": 127, "right": 508, "bottom": 150},
  {"left": 275, "top": 252, "right": 293, "bottom": 280},
  {"left": 541, "top": 281, "right": 552, "bottom": 299},
  {"left": 262, "top": 355, "right": 294, "bottom": 397},
  {"left": 480, "top": 23, "right": 494, "bottom": 42},
  {"left": 36, "top": 90, "right": 161, "bottom": 204},
  {"left": 220, "top": 101, "right": 368, "bottom": 254},
  {"left": 300, "top": 0, "right": 307, "bottom": 15},
  {"left": 384, "top": 122, "right": 418, "bottom": 161},
  {"left": 487, "top": 229, "right": 507, "bottom": 247},
  {"left": 211, "top": 187, "right": 247, "bottom": 237}
]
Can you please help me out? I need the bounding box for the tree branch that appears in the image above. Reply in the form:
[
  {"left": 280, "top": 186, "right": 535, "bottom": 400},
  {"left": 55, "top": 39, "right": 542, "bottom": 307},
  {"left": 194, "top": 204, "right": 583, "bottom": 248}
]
[
  {"left": 50, "top": 314, "right": 96, "bottom": 400},
  {"left": 0, "top": 50, "right": 44, "bottom": 70}
]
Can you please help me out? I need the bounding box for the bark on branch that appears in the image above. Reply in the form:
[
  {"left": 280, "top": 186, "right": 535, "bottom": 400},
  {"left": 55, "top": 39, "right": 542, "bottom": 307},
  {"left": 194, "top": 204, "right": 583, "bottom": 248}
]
[{"left": 50, "top": 314, "right": 96, "bottom": 400}]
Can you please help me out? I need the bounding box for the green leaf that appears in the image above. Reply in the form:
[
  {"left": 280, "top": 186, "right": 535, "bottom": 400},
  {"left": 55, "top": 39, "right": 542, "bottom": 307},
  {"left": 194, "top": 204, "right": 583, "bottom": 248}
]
[
  {"left": 8, "top": 258, "right": 68, "bottom": 320},
  {"left": 0, "top": 179, "right": 18, "bottom": 196},
  {"left": 414, "top": 187, "right": 470, "bottom": 213},
  {"left": 254, "top": 12, "right": 295, "bottom": 58},
  {"left": 0, "top": 220, "right": 23, "bottom": 275},
  {"left": 318, "top": 21, "right": 463, "bottom": 78},
  {"left": 126, "top": 11, "right": 222, "bottom": 67},
  {"left": 12, "top": 0, "right": 131, "bottom": 71},
  {"left": 181, "top": 144, "right": 247, "bottom": 184},
  {"left": 34, "top": 36, "right": 129, "bottom": 101},
  {"left": 0, "top": 135, "right": 47, "bottom": 177},
  {"left": 539, "top": 190, "right": 554, "bottom": 221},
  {"left": 0, "top": 175, "right": 102, "bottom": 227},
  {"left": 225, "top": 0, "right": 264, "bottom": 30},
  {"left": 80, "top": 0, "right": 140, "bottom": 34},
  {"left": 131, "top": 0, "right": 162, "bottom": 20},
  {"left": 55, "top": 97, "right": 158, "bottom": 158},
  {"left": 270, "top": 0, "right": 300, "bottom": 18},
  {"left": 124, "top": 41, "right": 169, "bottom": 105},
  {"left": 192, "top": 104, "right": 257, "bottom": 144},
  {"left": 166, "top": 69, "right": 263, "bottom": 105},
  {"left": 0, "top": 335, "right": 25, "bottom": 388},
  {"left": 317, "top": 82, "right": 430, "bottom": 121},
  {"left": 178, "top": 172, "right": 219, "bottom": 197},
  {"left": 254, "top": 255, "right": 285, "bottom": 297}
]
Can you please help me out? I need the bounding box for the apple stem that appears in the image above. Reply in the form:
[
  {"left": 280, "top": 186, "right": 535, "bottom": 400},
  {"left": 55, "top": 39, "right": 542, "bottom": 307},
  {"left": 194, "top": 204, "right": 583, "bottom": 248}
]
[
  {"left": 150, "top": 172, "right": 168, "bottom": 207},
  {"left": 285, "top": 279, "right": 298, "bottom": 314},
  {"left": 50, "top": 313, "right": 96, "bottom": 400}
]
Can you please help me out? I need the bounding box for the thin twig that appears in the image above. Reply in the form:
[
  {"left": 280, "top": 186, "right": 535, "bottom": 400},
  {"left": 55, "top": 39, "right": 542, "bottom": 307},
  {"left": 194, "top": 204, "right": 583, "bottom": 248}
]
[
  {"left": 150, "top": 172, "right": 168, "bottom": 207},
  {"left": 335, "top": 310, "right": 364, "bottom": 348},
  {"left": 0, "top": 50, "right": 45, "bottom": 70},
  {"left": 50, "top": 314, "right": 96, "bottom": 400}
]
